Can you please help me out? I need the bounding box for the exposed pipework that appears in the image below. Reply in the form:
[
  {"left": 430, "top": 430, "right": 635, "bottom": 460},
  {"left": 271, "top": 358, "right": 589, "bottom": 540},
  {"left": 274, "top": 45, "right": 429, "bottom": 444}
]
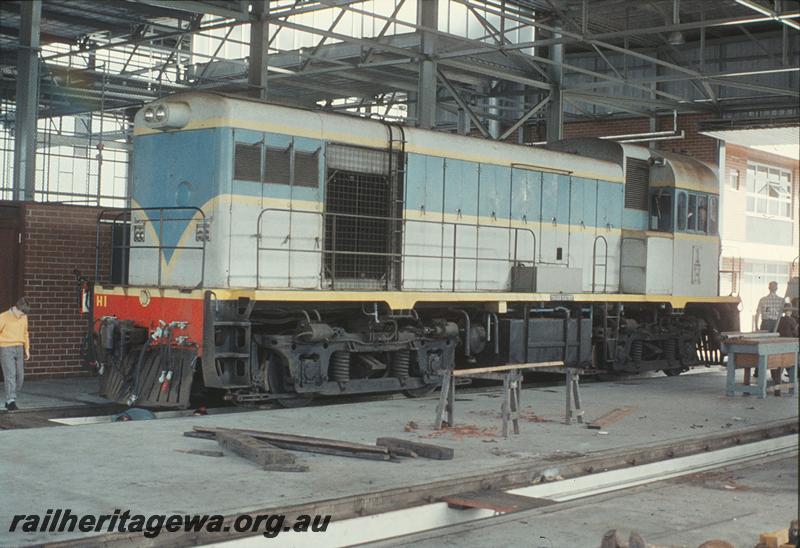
[{"left": 598, "top": 110, "right": 684, "bottom": 143}]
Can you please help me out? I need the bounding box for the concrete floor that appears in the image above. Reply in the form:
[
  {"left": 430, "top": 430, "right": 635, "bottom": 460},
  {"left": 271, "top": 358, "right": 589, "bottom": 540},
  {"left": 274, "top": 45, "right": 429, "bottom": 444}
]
[
  {"left": 0, "top": 368, "right": 797, "bottom": 546},
  {"left": 377, "top": 454, "right": 798, "bottom": 547},
  {"left": 1, "top": 376, "right": 109, "bottom": 409}
]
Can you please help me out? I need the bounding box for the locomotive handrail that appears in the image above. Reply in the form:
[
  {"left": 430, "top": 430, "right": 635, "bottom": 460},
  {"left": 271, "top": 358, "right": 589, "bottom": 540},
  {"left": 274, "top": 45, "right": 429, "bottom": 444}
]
[
  {"left": 255, "top": 207, "right": 536, "bottom": 292},
  {"left": 95, "top": 206, "right": 207, "bottom": 289},
  {"left": 592, "top": 235, "right": 609, "bottom": 293}
]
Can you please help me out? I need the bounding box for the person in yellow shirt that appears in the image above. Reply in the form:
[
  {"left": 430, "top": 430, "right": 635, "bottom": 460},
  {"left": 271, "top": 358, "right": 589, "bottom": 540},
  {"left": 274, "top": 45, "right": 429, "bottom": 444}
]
[{"left": 0, "top": 298, "right": 31, "bottom": 411}]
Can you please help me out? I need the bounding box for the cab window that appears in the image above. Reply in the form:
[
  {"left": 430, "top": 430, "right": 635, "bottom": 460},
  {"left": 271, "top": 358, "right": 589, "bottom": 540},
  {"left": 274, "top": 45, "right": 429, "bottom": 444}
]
[
  {"left": 697, "top": 195, "right": 708, "bottom": 233},
  {"left": 677, "top": 191, "right": 687, "bottom": 230},
  {"left": 687, "top": 194, "right": 697, "bottom": 231},
  {"left": 649, "top": 190, "right": 673, "bottom": 231},
  {"left": 708, "top": 197, "right": 718, "bottom": 235}
]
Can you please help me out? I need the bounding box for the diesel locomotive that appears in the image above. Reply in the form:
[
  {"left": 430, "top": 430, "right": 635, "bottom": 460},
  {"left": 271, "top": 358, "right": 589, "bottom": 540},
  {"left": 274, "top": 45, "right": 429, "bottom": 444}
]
[{"left": 89, "top": 92, "right": 739, "bottom": 408}]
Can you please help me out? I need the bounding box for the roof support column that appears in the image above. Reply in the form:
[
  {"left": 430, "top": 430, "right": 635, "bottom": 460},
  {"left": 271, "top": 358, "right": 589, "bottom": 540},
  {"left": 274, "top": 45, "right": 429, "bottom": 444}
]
[
  {"left": 416, "top": 0, "right": 438, "bottom": 129},
  {"left": 457, "top": 107, "right": 470, "bottom": 135},
  {"left": 13, "top": 0, "right": 41, "bottom": 202},
  {"left": 249, "top": 0, "right": 269, "bottom": 99},
  {"left": 545, "top": 21, "right": 563, "bottom": 143}
]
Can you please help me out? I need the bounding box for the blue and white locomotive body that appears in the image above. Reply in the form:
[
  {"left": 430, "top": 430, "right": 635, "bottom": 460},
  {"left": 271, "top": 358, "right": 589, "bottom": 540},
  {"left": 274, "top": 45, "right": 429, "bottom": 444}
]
[{"left": 93, "top": 92, "right": 738, "bottom": 408}]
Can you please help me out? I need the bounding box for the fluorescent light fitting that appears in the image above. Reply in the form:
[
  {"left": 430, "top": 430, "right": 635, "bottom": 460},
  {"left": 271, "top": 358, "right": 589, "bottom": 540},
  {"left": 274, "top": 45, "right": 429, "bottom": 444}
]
[
  {"left": 735, "top": 0, "right": 774, "bottom": 17},
  {"left": 718, "top": 16, "right": 772, "bottom": 26},
  {"left": 781, "top": 18, "right": 800, "bottom": 30},
  {"left": 717, "top": 67, "right": 800, "bottom": 78},
  {"left": 668, "top": 30, "right": 686, "bottom": 45}
]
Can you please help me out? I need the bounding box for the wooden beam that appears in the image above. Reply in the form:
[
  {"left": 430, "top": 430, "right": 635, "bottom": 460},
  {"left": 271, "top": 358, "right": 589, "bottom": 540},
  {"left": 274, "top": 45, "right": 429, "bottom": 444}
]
[
  {"left": 442, "top": 490, "right": 554, "bottom": 513},
  {"left": 174, "top": 448, "right": 224, "bottom": 458},
  {"left": 215, "top": 429, "right": 297, "bottom": 468},
  {"left": 196, "top": 426, "right": 391, "bottom": 461},
  {"left": 376, "top": 438, "right": 454, "bottom": 460},
  {"left": 451, "top": 361, "right": 565, "bottom": 377}
]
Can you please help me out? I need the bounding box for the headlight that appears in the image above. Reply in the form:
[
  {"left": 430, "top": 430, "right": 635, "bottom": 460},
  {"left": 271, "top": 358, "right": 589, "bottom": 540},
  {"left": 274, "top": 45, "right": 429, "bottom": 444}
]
[{"left": 140, "top": 101, "right": 189, "bottom": 129}]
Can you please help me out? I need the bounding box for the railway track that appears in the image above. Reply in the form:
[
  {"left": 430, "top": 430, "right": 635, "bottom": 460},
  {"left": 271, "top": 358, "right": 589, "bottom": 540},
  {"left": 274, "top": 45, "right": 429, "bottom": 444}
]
[{"left": 210, "top": 433, "right": 798, "bottom": 548}]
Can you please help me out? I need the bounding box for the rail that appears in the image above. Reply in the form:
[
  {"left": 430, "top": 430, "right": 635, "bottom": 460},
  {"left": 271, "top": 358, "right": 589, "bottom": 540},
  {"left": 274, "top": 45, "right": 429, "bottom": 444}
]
[
  {"left": 95, "top": 207, "right": 207, "bottom": 288},
  {"left": 255, "top": 208, "right": 536, "bottom": 292}
]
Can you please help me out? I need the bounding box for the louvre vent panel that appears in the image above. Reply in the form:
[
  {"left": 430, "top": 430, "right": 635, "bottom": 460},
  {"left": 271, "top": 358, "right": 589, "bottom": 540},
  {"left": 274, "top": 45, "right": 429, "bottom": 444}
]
[
  {"left": 294, "top": 151, "right": 319, "bottom": 188},
  {"left": 234, "top": 143, "right": 261, "bottom": 182},
  {"left": 265, "top": 146, "right": 291, "bottom": 185},
  {"left": 625, "top": 158, "right": 650, "bottom": 211}
]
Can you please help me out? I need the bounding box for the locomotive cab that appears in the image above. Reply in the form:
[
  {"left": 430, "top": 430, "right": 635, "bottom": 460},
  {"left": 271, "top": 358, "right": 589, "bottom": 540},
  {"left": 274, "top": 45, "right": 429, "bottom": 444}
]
[
  {"left": 625, "top": 150, "right": 719, "bottom": 297},
  {"left": 548, "top": 138, "right": 720, "bottom": 297}
]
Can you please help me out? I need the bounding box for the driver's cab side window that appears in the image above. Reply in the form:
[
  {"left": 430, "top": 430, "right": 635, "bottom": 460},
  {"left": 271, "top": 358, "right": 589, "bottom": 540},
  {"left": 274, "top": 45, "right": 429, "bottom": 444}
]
[
  {"left": 649, "top": 189, "right": 673, "bottom": 231},
  {"left": 676, "top": 191, "right": 687, "bottom": 231}
]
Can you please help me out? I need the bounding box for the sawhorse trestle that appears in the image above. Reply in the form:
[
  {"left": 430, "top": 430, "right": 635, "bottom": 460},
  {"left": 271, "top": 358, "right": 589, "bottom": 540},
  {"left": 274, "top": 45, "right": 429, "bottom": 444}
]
[{"left": 434, "top": 362, "right": 584, "bottom": 436}]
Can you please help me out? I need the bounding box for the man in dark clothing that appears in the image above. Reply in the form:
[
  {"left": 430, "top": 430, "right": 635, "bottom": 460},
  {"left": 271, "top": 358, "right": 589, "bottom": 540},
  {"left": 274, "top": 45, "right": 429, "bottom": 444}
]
[
  {"left": 778, "top": 304, "right": 799, "bottom": 338},
  {"left": 772, "top": 304, "right": 799, "bottom": 391}
]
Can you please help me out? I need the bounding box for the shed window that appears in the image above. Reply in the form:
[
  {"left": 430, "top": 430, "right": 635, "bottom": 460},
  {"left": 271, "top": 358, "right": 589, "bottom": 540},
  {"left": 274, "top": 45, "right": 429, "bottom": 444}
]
[
  {"left": 265, "top": 146, "right": 291, "bottom": 185},
  {"left": 234, "top": 143, "right": 261, "bottom": 182},
  {"left": 677, "top": 192, "right": 687, "bottom": 230},
  {"left": 745, "top": 162, "right": 792, "bottom": 219}
]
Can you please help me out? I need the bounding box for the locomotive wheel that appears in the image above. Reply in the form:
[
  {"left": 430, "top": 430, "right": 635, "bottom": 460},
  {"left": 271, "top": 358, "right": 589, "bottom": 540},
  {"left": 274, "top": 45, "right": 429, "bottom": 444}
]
[
  {"left": 264, "top": 351, "right": 314, "bottom": 408},
  {"left": 402, "top": 384, "right": 437, "bottom": 398}
]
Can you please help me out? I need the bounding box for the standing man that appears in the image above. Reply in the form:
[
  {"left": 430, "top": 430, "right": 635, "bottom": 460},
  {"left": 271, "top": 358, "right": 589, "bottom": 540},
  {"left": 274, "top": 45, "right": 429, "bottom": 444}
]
[
  {"left": 773, "top": 303, "right": 799, "bottom": 393},
  {"left": 755, "top": 281, "right": 785, "bottom": 332},
  {"left": 0, "top": 298, "right": 31, "bottom": 411}
]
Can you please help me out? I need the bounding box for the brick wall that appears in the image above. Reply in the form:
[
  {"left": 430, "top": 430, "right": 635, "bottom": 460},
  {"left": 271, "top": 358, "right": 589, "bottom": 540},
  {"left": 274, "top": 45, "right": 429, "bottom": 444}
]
[
  {"left": 557, "top": 113, "right": 720, "bottom": 164},
  {"left": 480, "top": 113, "right": 720, "bottom": 164},
  {"left": 16, "top": 203, "right": 113, "bottom": 379}
]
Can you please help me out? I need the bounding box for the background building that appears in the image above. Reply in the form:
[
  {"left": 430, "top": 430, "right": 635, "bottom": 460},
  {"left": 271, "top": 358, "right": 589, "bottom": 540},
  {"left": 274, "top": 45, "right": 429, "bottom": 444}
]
[{"left": 717, "top": 137, "right": 799, "bottom": 329}]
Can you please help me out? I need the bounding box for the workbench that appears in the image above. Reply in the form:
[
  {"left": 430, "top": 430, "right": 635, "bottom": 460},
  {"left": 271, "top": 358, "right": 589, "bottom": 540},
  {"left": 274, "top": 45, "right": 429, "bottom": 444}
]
[{"left": 722, "top": 337, "right": 799, "bottom": 399}]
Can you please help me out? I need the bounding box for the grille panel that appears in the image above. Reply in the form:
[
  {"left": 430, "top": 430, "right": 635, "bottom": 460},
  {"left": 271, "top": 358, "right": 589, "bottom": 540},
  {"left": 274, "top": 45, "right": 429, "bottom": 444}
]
[{"left": 625, "top": 158, "right": 650, "bottom": 211}]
